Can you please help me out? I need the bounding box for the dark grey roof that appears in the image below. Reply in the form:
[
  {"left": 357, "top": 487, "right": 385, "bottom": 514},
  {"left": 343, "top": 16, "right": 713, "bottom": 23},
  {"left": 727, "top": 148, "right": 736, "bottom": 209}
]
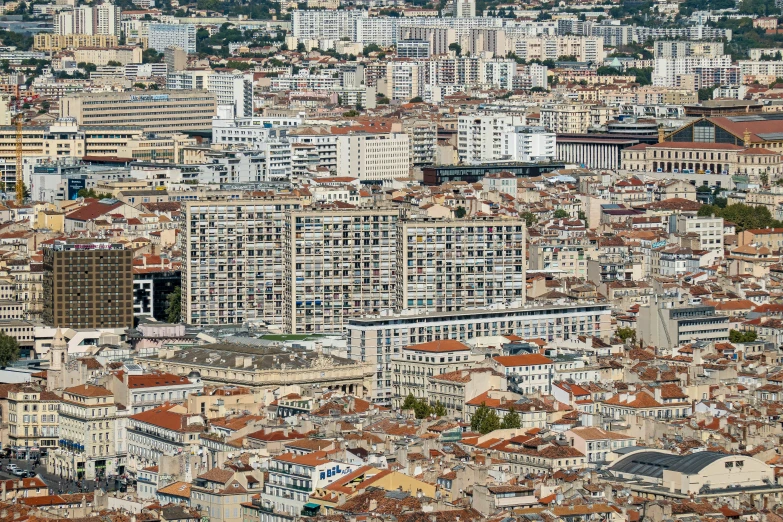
[{"left": 609, "top": 450, "right": 729, "bottom": 479}]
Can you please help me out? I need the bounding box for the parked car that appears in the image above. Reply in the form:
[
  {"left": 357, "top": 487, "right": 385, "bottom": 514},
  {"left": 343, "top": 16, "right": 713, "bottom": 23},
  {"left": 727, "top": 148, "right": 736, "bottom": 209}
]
[
  {"left": 12, "top": 468, "right": 26, "bottom": 477},
  {"left": 7, "top": 463, "right": 18, "bottom": 471}
]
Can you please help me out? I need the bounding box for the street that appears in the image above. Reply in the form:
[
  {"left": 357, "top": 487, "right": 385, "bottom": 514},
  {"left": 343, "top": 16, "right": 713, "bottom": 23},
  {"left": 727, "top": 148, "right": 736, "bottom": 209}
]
[{"left": 0, "top": 458, "right": 119, "bottom": 494}]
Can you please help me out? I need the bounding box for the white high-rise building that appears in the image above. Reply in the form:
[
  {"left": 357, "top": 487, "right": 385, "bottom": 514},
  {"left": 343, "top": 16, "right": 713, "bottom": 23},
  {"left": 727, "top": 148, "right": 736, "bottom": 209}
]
[
  {"left": 355, "top": 17, "right": 399, "bottom": 46},
  {"left": 55, "top": 3, "right": 120, "bottom": 36},
  {"left": 502, "top": 126, "right": 556, "bottom": 163},
  {"left": 292, "top": 10, "right": 367, "bottom": 41},
  {"left": 148, "top": 23, "right": 196, "bottom": 54},
  {"left": 208, "top": 72, "right": 254, "bottom": 118},
  {"left": 457, "top": 114, "right": 525, "bottom": 164},
  {"left": 95, "top": 3, "right": 120, "bottom": 36}
]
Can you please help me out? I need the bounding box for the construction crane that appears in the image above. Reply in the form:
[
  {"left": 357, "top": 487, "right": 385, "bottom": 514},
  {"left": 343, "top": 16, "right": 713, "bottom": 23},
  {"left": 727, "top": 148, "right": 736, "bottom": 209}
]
[{"left": 14, "top": 111, "right": 22, "bottom": 206}]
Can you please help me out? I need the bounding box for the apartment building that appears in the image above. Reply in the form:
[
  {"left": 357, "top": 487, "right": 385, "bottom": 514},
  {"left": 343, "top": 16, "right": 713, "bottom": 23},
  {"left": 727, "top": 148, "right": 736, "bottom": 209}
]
[
  {"left": 403, "top": 119, "right": 437, "bottom": 166},
  {"left": 282, "top": 208, "right": 401, "bottom": 334},
  {"left": 356, "top": 17, "right": 399, "bottom": 46},
  {"left": 428, "top": 367, "right": 506, "bottom": 419},
  {"left": 262, "top": 452, "right": 359, "bottom": 517},
  {"left": 127, "top": 403, "right": 205, "bottom": 473},
  {"left": 60, "top": 90, "right": 216, "bottom": 134},
  {"left": 148, "top": 23, "right": 196, "bottom": 54},
  {"left": 652, "top": 56, "right": 733, "bottom": 88},
  {"left": 34, "top": 33, "right": 119, "bottom": 51},
  {"left": 675, "top": 214, "right": 725, "bottom": 254},
  {"left": 491, "top": 353, "right": 554, "bottom": 395},
  {"left": 192, "top": 468, "right": 265, "bottom": 522},
  {"left": 292, "top": 9, "right": 367, "bottom": 41},
  {"left": 102, "top": 369, "right": 204, "bottom": 414},
  {"left": 457, "top": 114, "right": 524, "bottom": 164},
  {"left": 49, "top": 384, "right": 117, "bottom": 480},
  {"left": 396, "top": 218, "right": 526, "bottom": 313},
  {"left": 540, "top": 104, "right": 592, "bottom": 134},
  {"left": 502, "top": 126, "right": 556, "bottom": 163},
  {"left": 334, "top": 132, "right": 410, "bottom": 181},
  {"left": 42, "top": 239, "right": 133, "bottom": 329},
  {"left": 392, "top": 339, "right": 484, "bottom": 408},
  {"left": 638, "top": 301, "right": 729, "bottom": 351},
  {"left": 513, "top": 36, "right": 604, "bottom": 63},
  {"left": 528, "top": 242, "right": 592, "bottom": 278},
  {"left": 6, "top": 385, "right": 60, "bottom": 451},
  {"left": 182, "top": 197, "right": 307, "bottom": 326},
  {"left": 654, "top": 41, "right": 724, "bottom": 59}
]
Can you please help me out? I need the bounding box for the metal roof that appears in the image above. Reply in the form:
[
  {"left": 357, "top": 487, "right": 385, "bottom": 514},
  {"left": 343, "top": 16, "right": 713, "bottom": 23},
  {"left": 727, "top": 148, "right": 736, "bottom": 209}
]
[{"left": 609, "top": 450, "right": 729, "bottom": 479}]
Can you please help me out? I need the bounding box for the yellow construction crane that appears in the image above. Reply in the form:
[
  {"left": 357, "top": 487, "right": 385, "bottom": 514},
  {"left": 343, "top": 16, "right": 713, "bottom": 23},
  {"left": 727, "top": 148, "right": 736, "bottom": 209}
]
[{"left": 13, "top": 111, "right": 22, "bottom": 206}]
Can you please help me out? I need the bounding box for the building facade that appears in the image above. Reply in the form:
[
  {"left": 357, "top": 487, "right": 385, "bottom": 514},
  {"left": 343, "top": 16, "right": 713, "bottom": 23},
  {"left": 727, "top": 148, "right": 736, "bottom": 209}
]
[{"left": 43, "top": 240, "right": 133, "bottom": 329}]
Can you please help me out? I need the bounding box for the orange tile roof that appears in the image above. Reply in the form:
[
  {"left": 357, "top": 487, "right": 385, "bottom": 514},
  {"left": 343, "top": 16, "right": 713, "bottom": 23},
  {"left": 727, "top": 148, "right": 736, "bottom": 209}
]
[
  {"left": 404, "top": 339, "right": 470, "bottom": 353},
  {"left": 493, "top": 354, "right": 553, "bottom": 367}
]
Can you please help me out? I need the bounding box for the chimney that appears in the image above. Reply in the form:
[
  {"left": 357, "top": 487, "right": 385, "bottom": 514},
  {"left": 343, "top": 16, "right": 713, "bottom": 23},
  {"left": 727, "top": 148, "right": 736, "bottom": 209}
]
[
  {"left": 654, "top": 387, "right": 662, "bottom": 403},
  {"left": 368, "top": 499, "right": 378, "bottom": 511}
]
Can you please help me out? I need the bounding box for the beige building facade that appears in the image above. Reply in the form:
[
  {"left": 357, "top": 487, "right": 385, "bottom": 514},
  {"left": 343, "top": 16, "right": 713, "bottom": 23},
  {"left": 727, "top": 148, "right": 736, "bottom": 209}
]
[{"left": 60, "top": 90, "right": 217, "bottom": 134}]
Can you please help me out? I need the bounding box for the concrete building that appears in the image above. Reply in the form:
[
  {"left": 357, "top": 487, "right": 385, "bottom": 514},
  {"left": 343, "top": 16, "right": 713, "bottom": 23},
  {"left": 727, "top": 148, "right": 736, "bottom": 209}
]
[
  {"left": 395, "top": 218, "right": 526, "bottom": 313},
  {"left": 675, "top": 214, "right": 724, "bottom": 254},
  {"left": 182, "top": 197, "right": 307, "bottom": 327},
  {"left": 502, "top": 126, "right": 556, "bottom": 163},
  {"left": 491, "top": 353, "right": 554, "bottom": 395},
  {"left": 392, "top": 339, "right": 484, "bottom": 408},
  {"left": 49, "top": 384, "right": 118, "bottom": 480},
  {"left": 60, "top": 90, "right": 217, "bottom": 134},
  {"left": 457, "top": 114, "right": 524, "bottom": 164},
  {"left": 334, "top": 132, "right": 410, "bottom": 181},
  {"left": 148, "top": 23, "right": 196, "bottom": 54},
  {"left": 540, "top": 104, "right": 592, "bottom": 134},
  {"left": 513, "top": 36, "right": 604, "bottom": 63},
  {"left": 42, "top": 239, "right": 133, "bottom": 329},
  {"left": 638, "top": 301, "right": 729, "bottom": 351},
  {"left": 283, "top": 208, "right": 400, "bottom": 334},
  {"left": 292, "top": 9, "right": 367, "bottom": 41}
]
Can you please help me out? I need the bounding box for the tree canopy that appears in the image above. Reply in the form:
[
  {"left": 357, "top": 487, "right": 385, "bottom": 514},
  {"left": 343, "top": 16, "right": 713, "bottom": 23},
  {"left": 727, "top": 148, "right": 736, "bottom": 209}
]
[
  {"left": 697, "top": 203, "right": 782, "bottom": 232},
  {"left": 166, "top": 286, "right": 182, "bottom": 323},
  {"left": 0, "top": 332, "right": 19, "bottom": 368},
  {"left": 729, "top": 329, "right": 757, "bottom": 343}
]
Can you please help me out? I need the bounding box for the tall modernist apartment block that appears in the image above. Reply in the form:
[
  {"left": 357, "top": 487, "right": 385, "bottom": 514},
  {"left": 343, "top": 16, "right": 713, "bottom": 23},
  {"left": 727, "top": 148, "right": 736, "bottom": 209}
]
[{"left": 183, "top": 198, "right": 526, "bottom": 332}]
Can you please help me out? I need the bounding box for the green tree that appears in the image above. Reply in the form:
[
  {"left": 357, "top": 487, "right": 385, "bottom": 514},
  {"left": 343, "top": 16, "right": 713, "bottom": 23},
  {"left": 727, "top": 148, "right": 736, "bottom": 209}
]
[
  {"left": 413, "top": 399, "right": 432, "bottom": 419},
  {"left": 729, "top": 329, "right": 757, "bottom": 343},
  {"left": 409, "top": 96, "right": 423, "bottom": 103},
  {"left": 479, "top": 410, "right": 501, "bottom": 434},
  {"left": 553, "top": 209, "right": 569, "bottom": 219},
  {"left": 577, "top": 210, "right": 587, "bottom": 222},
  {"left": 521, "top": 212, "right": 538, "bottom": 227},
  {"left": 455, "top": 206, "right": 467, "bottom": 218},
  {"left": 166, "top": 286, "right": 182, "bottom": 323},
  {"left": 500, "top": 409, "right": 521, "bottom": 429},
  {"left": 696, "top": 185, "right": 712, "bottom": 193},
  {"left": 107, "top": 60, "right": 123, "bottom": 67},
  {"left": 471, "top": 402, "right": 490, "bottom": 432},
  {"left": 0, "top": 331, "right": 19, "bottom": 368},
  {"left": 698, "top": 202, "right": 782, "bottom": 232},
  {"left": 77, "top": 62, "right": 97, "bottom": 73},
  {"left": 402, "top": 393, "right": 417, "bottom": 411},
  {"left": 362, "top": 43, "right": 382, "bottom": 55},
  {"left": 342, "top": 110, "right": 359, "bottom": 117},
  {"left": 433, "top": 401, "right": 447, "bottom": 417},
  {"left": 616, "top": 326, "right": 636, "bottom": 344},
  {"left": 761, "top": 172, "right": 769, "bottom": 187},
  {"left": 698, "top": 86, "right": 716, "bottom": 101},
  {"left": 448, "top": 42, "right": 462, "bottom": 56}
]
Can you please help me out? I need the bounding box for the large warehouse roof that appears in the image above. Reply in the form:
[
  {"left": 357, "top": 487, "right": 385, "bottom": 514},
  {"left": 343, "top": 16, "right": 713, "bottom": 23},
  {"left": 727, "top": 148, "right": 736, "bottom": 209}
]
[{"left": 609, "top": 450, "right": 729, "bottom": 479}]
